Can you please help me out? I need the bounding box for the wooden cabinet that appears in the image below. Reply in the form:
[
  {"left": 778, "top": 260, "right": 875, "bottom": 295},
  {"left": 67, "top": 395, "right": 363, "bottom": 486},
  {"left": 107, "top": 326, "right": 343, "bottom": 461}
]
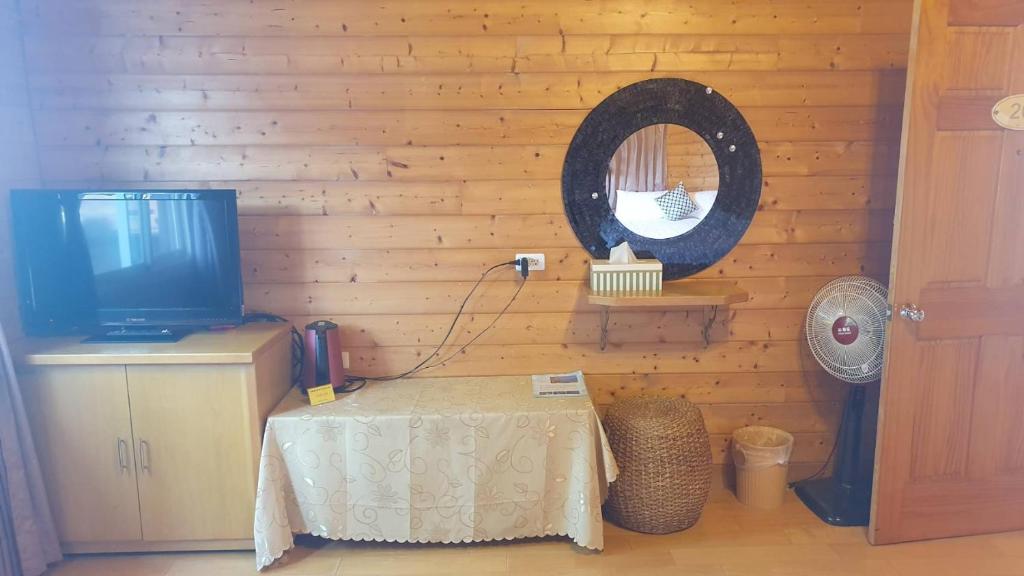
[
  {"left": 19, "top": 324, "right": 292, "bottom": 553},
  {"left": 128, "top": 365, "right": 257, "bottom": 542},
  {"left": 22, "top": 365, "right": 142, "bottom": 544}
]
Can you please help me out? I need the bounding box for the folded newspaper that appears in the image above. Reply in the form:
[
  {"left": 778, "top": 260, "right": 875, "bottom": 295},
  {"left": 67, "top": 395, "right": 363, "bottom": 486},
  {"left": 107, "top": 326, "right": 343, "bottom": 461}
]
[{"left": 532, "top": 371, "right": 586, "bottom": 398}]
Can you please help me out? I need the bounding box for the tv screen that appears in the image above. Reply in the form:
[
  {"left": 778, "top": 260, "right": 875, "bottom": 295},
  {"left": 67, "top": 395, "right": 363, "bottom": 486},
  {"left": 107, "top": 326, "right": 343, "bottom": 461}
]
[{"left": 10, "top": 190, "right": 244, "bottom": 336}]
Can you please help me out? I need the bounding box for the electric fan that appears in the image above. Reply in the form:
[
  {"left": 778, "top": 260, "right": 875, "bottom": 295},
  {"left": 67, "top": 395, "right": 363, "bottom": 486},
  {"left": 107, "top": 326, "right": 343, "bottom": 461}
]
[{"left": 794, "top": 275, "right": 888, "bottom": 527}]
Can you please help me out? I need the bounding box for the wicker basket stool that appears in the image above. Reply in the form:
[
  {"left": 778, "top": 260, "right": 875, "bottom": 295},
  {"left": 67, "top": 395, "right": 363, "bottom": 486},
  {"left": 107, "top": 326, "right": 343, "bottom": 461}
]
[{"left": 603, "top": 397, "right": 712, "bottom": 534}]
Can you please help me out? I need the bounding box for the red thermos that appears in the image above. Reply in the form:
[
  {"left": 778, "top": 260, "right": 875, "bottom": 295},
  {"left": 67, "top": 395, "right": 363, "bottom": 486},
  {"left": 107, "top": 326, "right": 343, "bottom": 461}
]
[{"left": 303, "top": 320, "right": 345, "bottom": 391}]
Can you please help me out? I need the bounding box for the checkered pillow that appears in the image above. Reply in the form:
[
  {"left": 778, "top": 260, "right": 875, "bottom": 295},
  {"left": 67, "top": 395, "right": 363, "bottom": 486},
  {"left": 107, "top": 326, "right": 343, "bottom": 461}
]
[{"left": 655, "top": 182, "right": 700, "bottom": 220}]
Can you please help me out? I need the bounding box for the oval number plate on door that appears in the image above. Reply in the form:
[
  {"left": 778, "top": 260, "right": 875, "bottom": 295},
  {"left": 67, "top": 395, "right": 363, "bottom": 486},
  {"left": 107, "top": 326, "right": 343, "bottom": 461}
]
[{"left": 992, "top": 94, "right": 1024, "bottom": 130}]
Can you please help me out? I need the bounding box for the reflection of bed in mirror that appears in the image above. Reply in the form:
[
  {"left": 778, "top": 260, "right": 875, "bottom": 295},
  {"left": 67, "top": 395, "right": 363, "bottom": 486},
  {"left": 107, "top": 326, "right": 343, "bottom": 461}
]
[
  {"left": 606, "top": 122, "right": 721, "bottom": 240},
  {"left": 614, "top": 189, "right": 718, "bottom": 239}
]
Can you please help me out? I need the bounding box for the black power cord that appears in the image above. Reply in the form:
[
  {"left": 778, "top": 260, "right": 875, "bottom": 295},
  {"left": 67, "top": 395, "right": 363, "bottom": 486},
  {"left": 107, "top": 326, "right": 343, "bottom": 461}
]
[
  {"left": 789, "top": 432, "right": 841, "bottom": 488},
  {"left": 246, "top": 258, "right": 529, "bottom": 392},
  {"left": 241, "top": 311, "right": 305, "bottom": 388},
  {"left": 421, "top": 277, "right": 525, "bottom": 371},
  {"left": 349, "top": 259, "right": 523, "bottom": 383},
  {"left": 788, "top": 401, "right": 845, "bottom": 487}
]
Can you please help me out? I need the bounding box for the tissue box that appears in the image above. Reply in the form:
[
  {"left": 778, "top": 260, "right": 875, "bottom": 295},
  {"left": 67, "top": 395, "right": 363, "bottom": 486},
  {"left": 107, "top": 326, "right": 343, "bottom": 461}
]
[{"left": 590, "top": 259, "right": 663, "bottom": 295}]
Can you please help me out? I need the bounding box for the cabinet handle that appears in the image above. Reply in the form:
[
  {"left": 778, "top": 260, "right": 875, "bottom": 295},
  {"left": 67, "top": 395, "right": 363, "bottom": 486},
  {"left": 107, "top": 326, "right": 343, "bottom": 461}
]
[
  {"left": 139, "top": 440, "right": 151, "bottom": 474},
  {"left": 117, "top": 438, "right": 129, "bottom": 474}
]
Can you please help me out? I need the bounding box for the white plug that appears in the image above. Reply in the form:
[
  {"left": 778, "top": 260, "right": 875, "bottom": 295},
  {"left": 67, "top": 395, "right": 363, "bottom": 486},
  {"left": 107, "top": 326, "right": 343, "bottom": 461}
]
[{"left": 515, "top": 253, "right": 545, "bottom": 272}]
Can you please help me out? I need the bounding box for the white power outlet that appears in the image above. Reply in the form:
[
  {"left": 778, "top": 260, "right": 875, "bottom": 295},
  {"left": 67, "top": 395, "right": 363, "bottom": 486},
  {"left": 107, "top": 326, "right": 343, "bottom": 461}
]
[
  {"left": 515, "top": 253, "right": 545, "bottom": 272},
  {"left": 342, "top": 351, "right": 350, "bottom": 369}
]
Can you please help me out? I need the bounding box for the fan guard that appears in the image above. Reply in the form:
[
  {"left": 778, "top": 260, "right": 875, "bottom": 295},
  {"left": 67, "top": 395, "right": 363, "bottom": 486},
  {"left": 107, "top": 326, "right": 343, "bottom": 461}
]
[{"left": 806, "top": 276, "right": 889, "bottom": 384}]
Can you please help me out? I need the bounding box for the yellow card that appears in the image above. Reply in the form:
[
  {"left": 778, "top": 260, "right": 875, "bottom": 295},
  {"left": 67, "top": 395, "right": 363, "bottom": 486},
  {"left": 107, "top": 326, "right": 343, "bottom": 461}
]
[{"left": 308, "top": 384, "right": 336, "bottom": 406}]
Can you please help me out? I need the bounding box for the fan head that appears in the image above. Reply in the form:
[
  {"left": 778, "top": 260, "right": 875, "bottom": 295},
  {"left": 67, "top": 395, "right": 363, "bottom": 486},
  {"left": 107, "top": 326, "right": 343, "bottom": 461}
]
[{"left": 806, "top": 276, "right": 889, "bottom": 384}]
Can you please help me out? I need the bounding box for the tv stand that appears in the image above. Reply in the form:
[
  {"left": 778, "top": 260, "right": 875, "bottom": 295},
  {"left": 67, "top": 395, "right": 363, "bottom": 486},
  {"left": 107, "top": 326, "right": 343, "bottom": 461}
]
[
  {"left": 18, "top": 324, "right": 291, "bottom": 553},
  {"left": 83, "top": 327, "right": 194, "bottom": 344}
]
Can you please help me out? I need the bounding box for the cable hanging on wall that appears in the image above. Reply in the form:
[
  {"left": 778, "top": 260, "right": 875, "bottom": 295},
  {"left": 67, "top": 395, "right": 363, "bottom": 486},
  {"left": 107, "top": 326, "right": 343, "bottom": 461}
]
[{"left": 246, "top": 258, "right": 530, "bottom": 393}]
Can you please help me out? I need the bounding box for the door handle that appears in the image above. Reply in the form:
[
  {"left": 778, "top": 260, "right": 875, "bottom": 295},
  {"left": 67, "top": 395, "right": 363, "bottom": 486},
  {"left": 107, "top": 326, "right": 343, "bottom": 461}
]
[
  {"left": 117, "top": 438, "right": 129, "bottom": 474},
  {"left": 899, "top": 303, "right": 926, "bottom": 322},
  {"left": 139, "top": 440, "right": 151, "bottom": 474}
]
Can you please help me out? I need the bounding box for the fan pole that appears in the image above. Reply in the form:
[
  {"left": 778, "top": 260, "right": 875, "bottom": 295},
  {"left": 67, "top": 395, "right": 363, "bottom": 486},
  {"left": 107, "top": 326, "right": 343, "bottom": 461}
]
[
  {"left": 835, "top": 384, "right": 866, "bottom": 491},
  {"left": 793, "top": 383, "right": 873, "bottom": 527}
]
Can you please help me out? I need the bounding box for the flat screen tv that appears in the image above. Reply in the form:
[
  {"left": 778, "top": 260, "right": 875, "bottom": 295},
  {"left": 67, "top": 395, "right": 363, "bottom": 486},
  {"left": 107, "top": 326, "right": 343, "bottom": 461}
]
[{"left": 10, "top": 189, "right": 244, "bottom": 342}]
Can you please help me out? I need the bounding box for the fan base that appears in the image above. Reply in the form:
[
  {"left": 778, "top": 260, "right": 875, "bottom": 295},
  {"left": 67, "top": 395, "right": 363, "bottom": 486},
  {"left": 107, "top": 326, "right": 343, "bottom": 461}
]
[{"left": 793, "top": 477, "right": 871, "bottom": 527}]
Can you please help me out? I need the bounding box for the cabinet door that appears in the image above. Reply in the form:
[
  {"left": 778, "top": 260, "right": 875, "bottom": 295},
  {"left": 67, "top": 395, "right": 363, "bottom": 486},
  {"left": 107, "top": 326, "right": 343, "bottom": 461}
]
[
  {"left": 127, "top": 364, "right": 255, "bottom": 541},
  {"left": 21, "top": 366, "right": 142, "bottom": 543}
]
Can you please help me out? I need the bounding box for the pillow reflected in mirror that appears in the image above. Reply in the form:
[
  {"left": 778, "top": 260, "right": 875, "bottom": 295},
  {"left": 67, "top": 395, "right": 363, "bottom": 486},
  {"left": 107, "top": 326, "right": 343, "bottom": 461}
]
[
  {"left": 655, "top": 183, "right": 700, "bottom": 220},
  {"left": 614, "top": 188, "right": 718, "bottom": 240},
  {"left": 606, "top": 123, "right": 721, "bottom": 240}
]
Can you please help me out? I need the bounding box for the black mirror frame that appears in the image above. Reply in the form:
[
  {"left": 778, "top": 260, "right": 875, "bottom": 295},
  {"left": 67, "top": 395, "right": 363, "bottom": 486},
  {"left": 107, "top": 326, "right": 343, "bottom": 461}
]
[{"left": 561, "top": 78, "right": 762, "bottom": 280}]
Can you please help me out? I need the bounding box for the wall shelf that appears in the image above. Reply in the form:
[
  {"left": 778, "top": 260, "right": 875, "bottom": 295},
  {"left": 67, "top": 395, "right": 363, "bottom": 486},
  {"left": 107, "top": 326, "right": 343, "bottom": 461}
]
[{"left": 588, "top": 282, "right": 750, "bottom": 350}]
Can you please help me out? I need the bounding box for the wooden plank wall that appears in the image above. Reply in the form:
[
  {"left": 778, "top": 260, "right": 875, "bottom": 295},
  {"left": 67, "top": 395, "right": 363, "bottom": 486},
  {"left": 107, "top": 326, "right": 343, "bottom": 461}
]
[
  {"left": 0, "top": 0, "right": 39, "bottom": 341},
  {"left": 14, "top": 0, "right": 914, "bottom": 475}
]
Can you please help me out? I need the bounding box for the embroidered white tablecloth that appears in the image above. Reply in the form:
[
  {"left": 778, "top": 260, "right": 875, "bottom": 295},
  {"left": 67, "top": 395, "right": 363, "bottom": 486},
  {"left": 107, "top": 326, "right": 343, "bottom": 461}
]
[{"left": 253, "top": 375, "right": 618, "bottom": 570}]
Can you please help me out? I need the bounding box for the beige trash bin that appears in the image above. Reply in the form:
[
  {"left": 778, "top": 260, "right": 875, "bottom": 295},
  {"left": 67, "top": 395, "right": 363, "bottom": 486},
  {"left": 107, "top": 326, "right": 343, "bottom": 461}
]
[{"left": 732, "top": 426, "right": 794, "bottom": 509}]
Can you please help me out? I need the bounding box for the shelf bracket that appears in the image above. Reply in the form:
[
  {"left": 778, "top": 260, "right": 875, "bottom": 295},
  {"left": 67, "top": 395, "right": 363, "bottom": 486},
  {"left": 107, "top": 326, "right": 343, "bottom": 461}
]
[
  {"left": 599, "top": 307, "right": 610, "bottom": 351},
  {"left": 701, "top": 305, "right": 719, "bottom": 348}
]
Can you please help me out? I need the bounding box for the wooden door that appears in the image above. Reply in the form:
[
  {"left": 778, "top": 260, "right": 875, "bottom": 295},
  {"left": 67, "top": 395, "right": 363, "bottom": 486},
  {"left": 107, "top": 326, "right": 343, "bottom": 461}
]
[
  {"left": 21, "top": 366, "right": 142, "bottom": 544},
  {"left": 127, "top": 364, "right": 255, "bottom": 541},
  {"left": 871, "top": 0, "right": 1024, "bottom": 544}
]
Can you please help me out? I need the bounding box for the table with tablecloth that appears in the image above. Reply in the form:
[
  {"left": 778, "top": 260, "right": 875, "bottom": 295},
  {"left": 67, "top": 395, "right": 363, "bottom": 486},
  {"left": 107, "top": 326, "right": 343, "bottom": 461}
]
[{"left": 253, "top": 375, "right": 618, "bottom": 570}]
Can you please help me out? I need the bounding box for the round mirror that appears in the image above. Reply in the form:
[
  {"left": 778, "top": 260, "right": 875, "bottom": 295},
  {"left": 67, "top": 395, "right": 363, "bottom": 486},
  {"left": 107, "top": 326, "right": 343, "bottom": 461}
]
[
  {"left": 562, "top": 78, "right": 761, "bottom": 280},
  {"left": 607, "top": 124, "right": 720, "bottom": 240}
]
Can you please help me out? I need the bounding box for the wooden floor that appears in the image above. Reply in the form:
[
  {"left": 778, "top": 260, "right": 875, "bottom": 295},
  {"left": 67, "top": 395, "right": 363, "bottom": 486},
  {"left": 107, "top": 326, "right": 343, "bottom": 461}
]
[{"left": 44, "top": 492, "right": 1024, "bottom": 576}]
